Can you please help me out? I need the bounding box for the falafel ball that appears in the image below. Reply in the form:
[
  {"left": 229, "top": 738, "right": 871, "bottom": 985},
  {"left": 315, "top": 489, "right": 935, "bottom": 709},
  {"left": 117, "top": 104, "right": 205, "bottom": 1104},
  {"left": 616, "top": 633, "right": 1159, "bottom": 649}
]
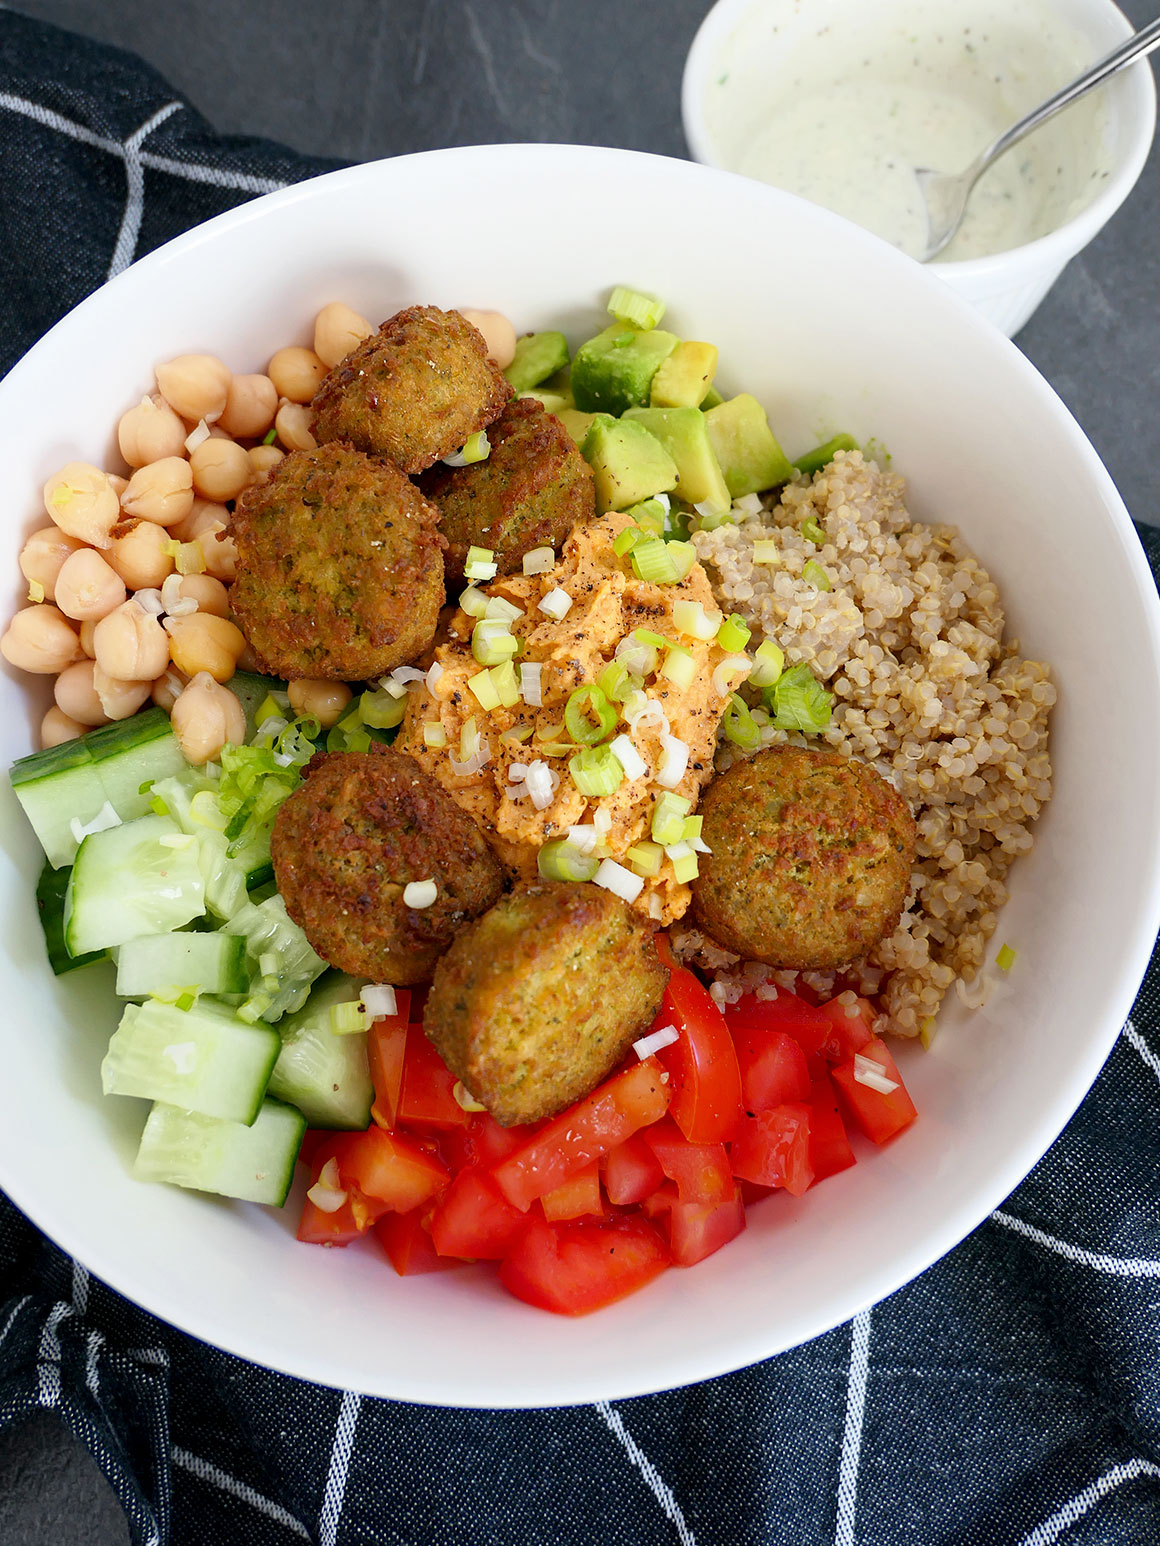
[
  {"left": 425, "top": 882, "right": 669, "bottom": 1126},
  {"left": 271, "top": 746, "right": 504, "bottom": 984},
  {"left": 311, "top": 305, "right": 511, "bottom": 474},
  {"left": 230, "top": 441, "right": 444, "bottom": 681},
  {"left": 418, "top": 397, "right": 595, "bottom": 583},
  {"left": 691, "top": 745, "right": 916, "bottom": 969}
]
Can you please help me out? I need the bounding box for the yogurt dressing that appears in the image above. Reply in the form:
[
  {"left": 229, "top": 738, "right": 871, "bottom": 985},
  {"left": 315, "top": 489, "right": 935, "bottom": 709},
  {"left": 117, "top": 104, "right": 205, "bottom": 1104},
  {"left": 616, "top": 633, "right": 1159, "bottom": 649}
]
[{"left": 703, "top": 0, "right": 1113, "bottom": 261}]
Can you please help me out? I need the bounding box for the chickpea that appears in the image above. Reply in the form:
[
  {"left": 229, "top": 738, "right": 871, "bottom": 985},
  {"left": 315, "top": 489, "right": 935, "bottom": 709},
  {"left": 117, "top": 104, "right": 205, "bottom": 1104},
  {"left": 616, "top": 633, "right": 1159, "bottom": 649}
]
[
  {"left": 172, "top": 498, "right": 229, "bottom": 542},
  {"left": 189, "top": 437, "right": 251, "bottom": 502},
  {"left": 92, "top": 598, "right": 169, "bottom": 682},
  {"left": 79, "top": 619, "right": 98, "bottom": 657},
  {"left": 171, "top": 499, "right": 237, "bottom": 581},
  {"left": 247, "top": 444, "right": 284, "bottom": 479},
  {"left": 43, "top": 463, "right": 120, "bottom": 548},
  {"left": 106, "top": 518, "right": 174, "bottom": 590},
  {"left": 287, "top": 677, "right": 352, "bottom": 729},
  {"left": 93, "top": 665, "right": 152, "bottom": 721},
  {"left": 267, "top": 346, "right": 326, "bottom": 405},
  {"left": 1, "top": 605, "right": 82, "bottom": 673},
  {"left": 170, "top": 572, "right": 229, "bottom": 618},
  {"left": 155, "top": 354, "right": 231, "bottom": 424},
  {"left": 107, "top": 473, "right": 129, "bottom": 498},
  {"left": 218, "top": 373, "right": 278, "bottom": 439},
  {"left": 151, "top": 665, "right": 187, "bottom": 712},
  {"left": 117, "top": 394, "right": 188, "bottom": 467},
  {"left": 458, "top": 309, "right": 517, "bottom": 370},
  {"left": 171, "top": 670, "right": 246, "bottom": 764},
  {"left": 53, "top": 547, "right": 128, "bottom": 622},
  {"left": 275, "top": 401, "right": 316, "bottom": 452},
  {"left": 236, "top": 641, "right": 263, "bottom": 673},
  {"left": 119, "top": 456, "right": 194, "bottom": 527},
  {"left": 54, "top": 659, "right": 109, "bottom": 726},
  {"left": 41, "top": 706, "right": 85, "bottom": 749},
  {"left": 313, "top": 302, "right": 373, "bottom": 369},
  {"left": 20, "top": 526, "right": 85, "bottom": 602},
  {"left": 164, "top": 612, "right": 247, "bottom": 683}
]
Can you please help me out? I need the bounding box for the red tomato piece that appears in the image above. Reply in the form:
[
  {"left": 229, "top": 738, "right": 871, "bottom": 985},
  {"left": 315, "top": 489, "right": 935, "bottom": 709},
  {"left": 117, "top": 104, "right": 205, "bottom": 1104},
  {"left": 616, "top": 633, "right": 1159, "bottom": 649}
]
[
  {"left": 730, "top": 1021, "right": 810, "bottom": 1113},
  {"left": 729, "top": 1103, "right": 814, "bottom": 1196},
  {"left": 468, "top": 1110, "right": 530, "bottom": 1167},
  {"left": 492, "top": 1058, "right": 671, "bottom": 1212},
  {"left": 408, "top": 984, "right": 431, "bottom": 1023},
  {"left": 429, "top": 1167, "right": 528, "bottom": 1260},
  {"left": 375, "top": 1207, "right": 462, "bottom": 1275},
  {"left": 541, "top": 1161, "right": 602, "bottom": 1222},
  {"left": 296, "top": 1140, "right": 374, "bottom": 1246},
  {"left": 737, "top": 1178, "right": 775, "bottom": 1207},
  {"left": 368, "top": 1019, "right": 408, "bottom": 1130},
  {"left": 399, "top": 1023, "right": 469, "bottom": 1129},
  {"left": 725, "top": 991, "right": 833, "bottom": 1061},
  {"left": 816, "top": 996, "right": 875, "bottom": 1063},
  {"left": 641, "top": 1117, "right": 732, "bottom": 1206},
  {"left": 602, "top": 1133, "right": 666, "bottom": 1206},
  {"left": 809, "top": 1072, "right": 857, "bottom": 1182},
  {"left": 653, "top": 965, "right": 743, "bottom": 1144},
  {"left": 667, "top": 1184, "right": 746, "bottom": 1267},
  {"left": 831, "top": 1036, "right": 917, "bottom": 1145},
  {"left": 337, "top": 1126, "right": 449, "bottom": 1214},
  {"left": 499, "top": 1215, "right": 671, "bottom": 1315},
  {"left": 297, "top": 1129, "right": 327, "bottom": 1170}
]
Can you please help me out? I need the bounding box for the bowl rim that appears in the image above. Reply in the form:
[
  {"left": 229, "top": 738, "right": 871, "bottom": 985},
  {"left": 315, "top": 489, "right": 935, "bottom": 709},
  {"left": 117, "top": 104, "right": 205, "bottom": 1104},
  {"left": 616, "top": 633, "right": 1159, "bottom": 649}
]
[{"left": 681, "top": 0, "right": 1158, "bottom": 275}]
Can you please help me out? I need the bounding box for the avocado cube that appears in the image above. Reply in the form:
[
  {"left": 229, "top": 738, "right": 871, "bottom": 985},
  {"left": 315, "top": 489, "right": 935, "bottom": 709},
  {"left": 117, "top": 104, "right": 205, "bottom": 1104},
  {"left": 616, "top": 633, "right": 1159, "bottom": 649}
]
[
  {"left": 649, "top": 341, "right": 719, "bottom": 409},
  {"left": 519, "top": 389, "right": 572, "bottom": 415},
  {"left": 623, "top": 406, "right": 731, "bottom": 512},
  {"left": 558, "top": 408, "right": 613, "bottom": 446},
  {"left": 700, "top": 384, "right": 725, "bottom": 410},
  {"left": 581, "top": 417, "right": 678, "bottom": 514},
  {"left": 705, "top": 393, "right": 795, "bottom": 497},
  {"left": 570, "top": 324, "right": 680, "bottom": 416},
  {"left": 504, "top": 331, "right": 571, "bottom": 394}
]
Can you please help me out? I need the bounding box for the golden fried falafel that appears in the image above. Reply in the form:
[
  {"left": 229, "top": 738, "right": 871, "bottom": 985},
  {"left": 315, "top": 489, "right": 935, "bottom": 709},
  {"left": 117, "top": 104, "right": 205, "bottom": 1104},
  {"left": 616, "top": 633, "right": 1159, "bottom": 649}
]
[
  {"left": 418, "top": 397, "right": 595, "bottom": 582},
  {"left": 310, "top": 305, "right": 510, "bottom": 474},
  {"left": 691, "top": 745, "right": 916, "bottom": 969},
  {"left": 424, "top": 882, "right": 669, "bottom": 1126},
  {"left": 270, "top": 746, "right": 504, "bottom": 984},
  {"left": 230, "top": 442, "right": 444, "bottom": 680}
]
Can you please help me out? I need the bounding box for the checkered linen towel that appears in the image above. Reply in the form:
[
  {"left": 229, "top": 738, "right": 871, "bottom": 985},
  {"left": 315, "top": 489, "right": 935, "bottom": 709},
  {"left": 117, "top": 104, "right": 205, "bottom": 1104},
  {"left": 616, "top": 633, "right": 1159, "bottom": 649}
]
[{"left": 3, "top": 12, "right": 1160, "bottom": 1545}]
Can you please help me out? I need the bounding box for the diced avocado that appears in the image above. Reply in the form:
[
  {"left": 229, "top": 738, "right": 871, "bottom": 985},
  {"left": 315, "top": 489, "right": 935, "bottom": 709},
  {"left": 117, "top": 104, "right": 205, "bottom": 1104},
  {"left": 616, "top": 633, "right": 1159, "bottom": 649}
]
[
  {"left": 519, "top": 389, "right": 572, "bottom": 415},
  {"left": 570, "top": 324, "right": 680, "bottom": 417},
  {"left": 649, "top": 341, "right": 719, "bottom": 409},
  {"left": 705, "top": 394, "right": 795, "bottom": 497},
  {"left": 581, "top": 418, "right": 679, "bottom": 514},
  {"left": 558, "top": 408, "right": 614, "bottom": 446},
  {"left": 700, "top": 384, "right": 725, "bottom": 410},
  {"left": 505, "top": 332, "right": 571, "bottom": 394},
  {"left": 623, "top": 406, "right": 731, "bottom": 512}
]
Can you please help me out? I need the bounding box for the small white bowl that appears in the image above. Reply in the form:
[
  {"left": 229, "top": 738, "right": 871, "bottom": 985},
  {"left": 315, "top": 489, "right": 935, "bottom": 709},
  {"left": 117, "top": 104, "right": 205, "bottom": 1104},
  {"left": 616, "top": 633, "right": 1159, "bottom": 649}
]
[
  {"left": 2, "top": 144, "right": 1160, "bottom": 1406},
  {"left": 683, "top": 0, "right": 1156, "bottom": 336}
]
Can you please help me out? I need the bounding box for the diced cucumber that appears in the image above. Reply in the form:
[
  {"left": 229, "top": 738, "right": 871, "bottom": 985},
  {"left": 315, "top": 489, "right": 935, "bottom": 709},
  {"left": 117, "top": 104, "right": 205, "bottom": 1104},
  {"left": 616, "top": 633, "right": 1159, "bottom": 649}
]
[
  {"left": 65, "top": 814, "right": 206, "bottom": 957},
  {"left": 227, "top": 671, "right": 288, "bottom": 740},
  {"left": 102, "top": 997, "right": 279, "bottom": 1124},
  {"left": 35, "top": 860, "right": 105, "bottom": 975},
  {"left": 222, "top": 894, "right": 327, "bottom": 1023},
  {"left": 151, "top": 773, "right": 247, "bottom": 919},
  {"left": 115, "top": 932, "right": 249, "bottom": 999},
  {"left": 133, "top": 1097, "right": 305, "bottom": 1206},
  {"left": 571, "top": 324, "right": 679, "bottom": 417},
  {"left": 267, "top": 971, "right": 374, "bottom": 1129},
  {"left": 87, "top": 708, "right": 188, "bottom": 821},
  {"left": 226, "top": 816, "right": 276, "bottom": 891},
  {"left": 504, "top": 331, "right": 570, "bottom": 394}
]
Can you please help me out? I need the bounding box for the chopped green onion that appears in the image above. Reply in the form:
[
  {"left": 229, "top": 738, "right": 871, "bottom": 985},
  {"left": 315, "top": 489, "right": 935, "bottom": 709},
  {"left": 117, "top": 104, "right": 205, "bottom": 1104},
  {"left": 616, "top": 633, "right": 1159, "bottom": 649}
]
[
  {"left": 537, "top": 838, "right": 600, "bottom": 883},
  {"left": 996, "top": 943, "right": 1018, "bottom": 972},
  {"left": 609, "top": 732, "right": 647, "bottom": 781},
  {"left": 665, "top": 841, "right": 699, "bottom": 883},
  {"left": 329, "top": 1001, "right": 366, "bottom": 1035},
  {"left": 662, "top": 504, "right": 691, "bottom": 542},
  {"left": 443, "top": 430, "right": 490, "bottom": 467},
  {"left": 255, "top": 693, "right": 283, "bottom": 728},
  {"left": 801, "top": 559, "right": 831, "bottom": 591},
  {"left": 358, "top": 688, "right": 407, "bottom": 729},
  {"left": 565, "top": 684, "right": 617, "bottom": 746},
  {"left": 664, "top": 541, "right": 697, "bottom": 581},
  {"left": 613, "top": 525, "right": 644, "bottom": 558},
  {"left": 607, "top": 285, "right": 666, "bottom": 330},
  {"left": 693, "top": 500, "right": 731, "bottom": 530},
  {"left": 460, "top": 717, "right": 481, "bottom": 761},
  {"left": 458, "top": 585, "right": 488, "bottom": 618},
  {"left": 716, "top": 613, "right": 752, "bottom": 652},
  {"left": 467, "top": 669, "right": 501, "bottom": 712},
  {"left": 423, "top": 722, "right": 447, "bottom": 749},
  {"left": 262, "top": 427, "right": 278, "bottom": 446},
  {"left": 615, "top": 638, "right": 657, "bottom": 678},
  {"left": 769, "top": 663, "right": 834, "bottom": 733},
  {"left": 472, "top": 618, "right": 518, "bottom": 667},
  {"left": 651, "top": 791, "right": 692, "bottom": 846},
  {"left": 631, "top": 536, "right": 681, "bottom": 585},
  {"left": 634, "top": 628, "right": 669, "bottom": 649},
  {"left": 500, "top": 723, "right": 535, "bottom": 744},
  {"left": 752, "top": 539, "right": 779, "bottom": 563},
  {"left": 490, "top": 659, "right": 521, "bottom": 708},
  {"left": 522, "top": 546, "right": 556, "bottom": 575},
  {"left": 722, "top": 693, "right": 762, "bottom": 751},
  {"left": 484, "top": 594, "right": 523, "bottom": 624},
  {"left": 672, "top": 598, "right": 721, "bottom": 641},
  {"left": 792, "top": 433, "right": 858, "bottom": 477},
  {"left": 568, "top": 745, "right": 624, "bottom": 797},
  {"left": 626, "top": 841, "right": 664, "bottom": 877},
  {"left": 596, "top": 659, "right": 635, "bottom": 703},
  {"left": 464, "top": 545, "right": 498, "bottom": 580},
  {"left": 326, "top": 707, "right": 373, "bottom": 752},
  {"left": 800, "top": 516, "right": 826, "bottom": 545},
  {"left": 659, "top": 642, "right": 695, "bottom": 689},
  {"left": 748, "top": 638, "right": 786, "bottom": 688},
  {"left": 538, "top": 587, "right": 573, "bottom": 621},
  {"left": 682, "top": 814, "right": 703, "bottom": 845},
  {"left": 627, "top": 498, "right": 666, "bottom": 536}
]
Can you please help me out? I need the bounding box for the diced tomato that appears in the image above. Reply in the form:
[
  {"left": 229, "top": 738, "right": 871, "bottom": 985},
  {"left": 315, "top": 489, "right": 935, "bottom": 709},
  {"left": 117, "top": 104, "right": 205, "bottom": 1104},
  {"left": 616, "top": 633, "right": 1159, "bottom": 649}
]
[
  {"left": 375, "top": 1207, "right": 462, "bottom": 1275},
  {"left": 831, "top": 1036, "right": 917, "bottom": 1145},
  {"left": 641, "top": 1117, "right": 732, "bottom": 1206},
  {"left": 725, "top": 991, "right": 833, "bottom": 1062},
  {"left": 337, "top": 1126, "right": 449, "bottom": 1214},
  {"left": 468, "top": 1110, "right": 530, "bottom": 1167},
  {"left": 653, "top": 965, "right": 743, "bottom": 1144},
  {"left": 816, "top": 995, "right": 875, "bottom": 1063},
  {"left": 492, "top": 1058, "right": 671, "bottom": 1212},
  {"left": 398, "top": 1023, "right": 469, "bottom": 1129},
  {"left": 499, "top": 1215, "right": 670, "bottom": 1315},
  {"left": 541, "top": 1161, "right": 602, "bottom": 1222},
  {"left": 408, "top": 984, "right": 431, "bottom": 1023},
  {"left": 666, "top": 1184, "right": 746, "bottom": 1267},
  {"left": 730, "top": 1020, "right": 810, "bottom": 1113},
  {"left": 429, "top": 1167, "right": 528, "bottom": 1260},
  {"left": 368, "top": 1018, "right": 408, "bottom": 1130},
  {"left": 729, "top": 1103, "right": 814, "bottom": 1196},
  {"left": 297, "top": 1129, "right": 327, "bottom": 1170},
  {"left": 602, "top": 1133, "right": 665, "bottom": 1206},
  {"left": 808, "top": 1072, "right": 857, "bottom": 1182},
  {"left": 296, "top": 1140, "right": 373, "bottom": 1246},
  {"left": 738, "top": 1178, "right": 775, "bottom": 1207}
]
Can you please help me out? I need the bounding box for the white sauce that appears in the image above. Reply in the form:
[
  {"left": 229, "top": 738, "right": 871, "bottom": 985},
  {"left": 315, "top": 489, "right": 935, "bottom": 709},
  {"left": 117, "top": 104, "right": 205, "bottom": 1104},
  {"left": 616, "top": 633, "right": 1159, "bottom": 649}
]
[{"left": 702, "top": 0, "right": 1113, "bottom": 261}]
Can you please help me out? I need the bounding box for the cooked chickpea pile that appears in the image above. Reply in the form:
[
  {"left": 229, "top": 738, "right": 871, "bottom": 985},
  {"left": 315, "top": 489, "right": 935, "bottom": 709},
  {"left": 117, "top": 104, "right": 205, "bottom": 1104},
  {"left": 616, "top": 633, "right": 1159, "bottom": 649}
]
[{"left": 3, "top": 299, "right": 518, "bottom": 766}]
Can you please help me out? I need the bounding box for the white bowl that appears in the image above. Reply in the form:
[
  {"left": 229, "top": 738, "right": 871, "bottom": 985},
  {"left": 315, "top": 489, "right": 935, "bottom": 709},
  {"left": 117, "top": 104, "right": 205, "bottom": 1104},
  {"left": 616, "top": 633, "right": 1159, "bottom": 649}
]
[
  {"left": 2, "top": 145, "right": 1159, "bottom": 1407},
  {"left": 683, "top": 0, "right": 1157, "bottom": 336}
]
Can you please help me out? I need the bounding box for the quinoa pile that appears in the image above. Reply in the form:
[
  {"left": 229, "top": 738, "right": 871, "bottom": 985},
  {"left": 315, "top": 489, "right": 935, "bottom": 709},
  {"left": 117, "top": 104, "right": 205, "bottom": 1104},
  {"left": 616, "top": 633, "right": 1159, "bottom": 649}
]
[{"left": 684, "top": 449, "right": 1055, "bottom": 1039}]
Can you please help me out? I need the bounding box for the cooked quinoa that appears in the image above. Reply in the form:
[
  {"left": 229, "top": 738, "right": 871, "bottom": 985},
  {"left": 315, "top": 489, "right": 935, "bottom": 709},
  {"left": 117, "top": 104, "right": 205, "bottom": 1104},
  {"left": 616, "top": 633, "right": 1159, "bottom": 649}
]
[{"left": 685, "top": 449, "right": 1055, "bottom": 1039}]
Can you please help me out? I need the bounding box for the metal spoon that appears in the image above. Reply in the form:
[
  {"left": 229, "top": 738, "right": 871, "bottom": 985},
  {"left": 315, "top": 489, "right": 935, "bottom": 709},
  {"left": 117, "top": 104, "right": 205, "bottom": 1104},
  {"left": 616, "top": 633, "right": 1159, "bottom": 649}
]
[{"left": 916, "top": 16, "right": 1160, "bottom": 263}]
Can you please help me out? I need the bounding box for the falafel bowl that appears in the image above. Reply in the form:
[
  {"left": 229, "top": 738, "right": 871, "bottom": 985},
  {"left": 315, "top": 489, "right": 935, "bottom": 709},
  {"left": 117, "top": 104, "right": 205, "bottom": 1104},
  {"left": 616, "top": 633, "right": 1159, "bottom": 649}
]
[{"left": 1, "top": 146, "right": 1158, "bottom": 1403}]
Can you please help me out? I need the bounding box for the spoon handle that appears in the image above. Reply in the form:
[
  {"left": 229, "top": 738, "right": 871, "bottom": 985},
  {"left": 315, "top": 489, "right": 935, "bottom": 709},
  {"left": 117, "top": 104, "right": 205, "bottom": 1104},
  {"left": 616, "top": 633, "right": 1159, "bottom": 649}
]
[{"left": 981, "top": 18, "right": 1160, "bottom": 172}]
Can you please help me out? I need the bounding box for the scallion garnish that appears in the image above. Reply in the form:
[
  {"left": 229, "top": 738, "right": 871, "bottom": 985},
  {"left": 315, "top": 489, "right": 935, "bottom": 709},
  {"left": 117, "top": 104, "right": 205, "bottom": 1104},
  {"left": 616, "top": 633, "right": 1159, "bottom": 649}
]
[
  {"left": 569, "top": 745, "right": 623, "bottom": 797},
  {"left": 537, "top": 838, "right": 600, "bottom": 884},
  {"left": 607, "top": 285, "right": 666, "bottom": 330},
  {"left": 564, "top": 684, "right": 617, "bottom": 746}
]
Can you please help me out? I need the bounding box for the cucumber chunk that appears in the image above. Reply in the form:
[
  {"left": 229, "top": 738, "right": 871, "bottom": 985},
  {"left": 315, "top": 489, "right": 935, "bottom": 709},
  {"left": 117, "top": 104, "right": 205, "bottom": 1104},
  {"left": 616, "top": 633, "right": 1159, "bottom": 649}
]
[
  {"left": 36, "top": 860, "right": 105, "bottom": 975},
  {"left": 115, "top": 932, "right": 249, "bottom": 999},
  {"left": 504, "top": 331, "right": 570, "bottom": 394},
  {"left": 133, "top": 1097, "right": 305, "bottom": 1206},
  {"left": 227, "top": 671, "right": 288, "bottom": 741},
  {"left": 571, "top": 324, "right": 679, "bottom": 417},
  {"left": 151, "top": 773, "right": 247, "bottom": 920},
  {"left": 102, "top": 997, "right": 279, "bottom": 1124},
  {"left": 222, "top": 894, "right": 327, "bottom": 1024},
  {"left": 267, "top": 971, "right": 374, "bottom": 1129},
  {"left": 65, "top": 814, "right": 206, "bottom": 957}
]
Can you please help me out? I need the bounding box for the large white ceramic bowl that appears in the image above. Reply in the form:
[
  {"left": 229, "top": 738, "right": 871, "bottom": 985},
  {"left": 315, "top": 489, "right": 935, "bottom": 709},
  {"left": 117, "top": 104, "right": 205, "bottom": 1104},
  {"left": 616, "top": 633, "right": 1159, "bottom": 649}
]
[{"left": 2, "top": 145, "right": 1159, "bottom": 1408}]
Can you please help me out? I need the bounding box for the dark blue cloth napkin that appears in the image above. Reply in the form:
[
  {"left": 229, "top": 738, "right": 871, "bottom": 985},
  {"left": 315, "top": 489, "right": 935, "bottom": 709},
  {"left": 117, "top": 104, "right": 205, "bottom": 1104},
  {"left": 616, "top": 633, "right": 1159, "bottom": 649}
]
[{"left": 3, "top": 12, "right": 1160, "bottom": 1544}]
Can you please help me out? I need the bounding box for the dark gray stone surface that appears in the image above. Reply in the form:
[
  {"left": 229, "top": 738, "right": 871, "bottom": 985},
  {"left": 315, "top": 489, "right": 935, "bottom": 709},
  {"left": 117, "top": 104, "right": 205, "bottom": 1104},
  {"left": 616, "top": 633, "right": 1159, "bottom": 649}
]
[{"left": 1, "top": 1, "right": 1156, "bottom": 1540}]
